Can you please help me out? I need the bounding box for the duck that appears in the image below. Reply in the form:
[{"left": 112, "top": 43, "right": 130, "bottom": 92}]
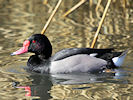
[{"left": 11, "top": 34, "right": 127, "bottom": 74}]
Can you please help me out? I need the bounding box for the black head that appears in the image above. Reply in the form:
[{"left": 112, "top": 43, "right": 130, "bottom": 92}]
[{"left": 11, "top": 34, "right": 52, "bottom": 59}]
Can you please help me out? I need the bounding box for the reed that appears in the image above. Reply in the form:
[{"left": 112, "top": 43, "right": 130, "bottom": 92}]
[
  {"left": 43, "top": 0, "right": 48, "bottom": 5},
  {"left": 41, "top": 0, "right": 129, "bottom": 46},
  {"left": 63, "top": 0, "right": 87, "bottom": 17},
  {"left": 41, "top": 0, "right": 62, "bottom": 35},
  {"left": 91, "top": 0, "right": 112, "bottom": 48},
  {"left": 95, "top": 0, "right": 102, "bottom": 11}
]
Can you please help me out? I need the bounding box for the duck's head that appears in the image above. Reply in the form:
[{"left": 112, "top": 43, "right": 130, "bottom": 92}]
[{"left": 11, "top": 34, "right": 52, "bottom": 59}]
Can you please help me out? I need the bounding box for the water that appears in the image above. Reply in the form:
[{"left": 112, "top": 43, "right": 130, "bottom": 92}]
[{"left": 0, "top": 0, "right": 133, "bottom": 99}]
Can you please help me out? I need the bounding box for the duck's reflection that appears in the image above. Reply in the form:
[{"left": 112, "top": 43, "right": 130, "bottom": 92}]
[
  {"left": 13, "top": 73, "right": 52, "bottom": 99},
  {"left": 13, "top": 68, "right": 128, "bottom": 99}
]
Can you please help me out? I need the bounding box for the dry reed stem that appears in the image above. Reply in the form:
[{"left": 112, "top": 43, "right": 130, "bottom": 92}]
[
  {"left": 89, "top": 0, "right": 93, "bottom": 7},
  {"left": 63, "top": 0, "right": 87, "bottom": 17},
  {"left": 41, "top": 0, "right": 62, "bottom": 35},
  {"left": 91, "top": 0, "right": 112, "bottom": 48},
  {"left": 122, "top": 0, "right": 126, "bottom": 8},
  {"left": 43, "top": 0, "right": 48, "bottom": 5},
  {"left": 95, "top": 0, "right": 102, "bottom": 11}
]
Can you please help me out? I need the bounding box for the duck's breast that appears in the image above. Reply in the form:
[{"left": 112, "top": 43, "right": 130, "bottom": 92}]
[{"left": 50, "top": 54, "right": 107, "bottom": 74}]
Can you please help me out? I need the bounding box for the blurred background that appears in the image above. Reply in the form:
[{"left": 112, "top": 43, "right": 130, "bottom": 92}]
[{"left": 0, "top": 0, "right": 133, "bottom": 99}]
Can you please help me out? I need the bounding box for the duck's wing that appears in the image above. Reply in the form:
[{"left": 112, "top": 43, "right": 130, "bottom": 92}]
[
  {"left": 51, "top": 48, "right": 113, "bottom": 61},
  {"left": 50, "top": 54, "right": 107, "bottom": 74}
]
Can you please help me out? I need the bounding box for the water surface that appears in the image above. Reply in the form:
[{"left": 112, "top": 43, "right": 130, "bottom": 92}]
[{"left": 0, "top": 0, "right": 133, "bottom": 99}]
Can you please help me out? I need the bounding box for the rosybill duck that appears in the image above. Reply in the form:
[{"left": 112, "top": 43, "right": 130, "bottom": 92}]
[{"left": 11, "top": 34, "right": 127, "bottom": 74}]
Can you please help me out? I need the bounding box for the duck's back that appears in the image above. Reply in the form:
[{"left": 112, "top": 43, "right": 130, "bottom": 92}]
[{"left": 50, "top": 48, "right": 113, "bottom": 61}]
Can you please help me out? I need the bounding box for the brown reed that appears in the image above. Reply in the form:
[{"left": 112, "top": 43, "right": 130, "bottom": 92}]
[
  {"left": 63, "top": 0, "right": 87, "bottom": 17},
  {"left": 41, "top": 0, "right": 62, "bottom": 35},
  {"left": 91, "top": 0, "right": 112, "bottom": 48}
]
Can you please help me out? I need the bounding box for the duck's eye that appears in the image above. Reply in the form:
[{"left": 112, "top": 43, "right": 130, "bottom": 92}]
[{"left": 32, "top": 40, "right": 36, "bottom": 43}]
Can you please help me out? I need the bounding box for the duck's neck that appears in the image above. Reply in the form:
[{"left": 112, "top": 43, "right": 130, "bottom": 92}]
[
  {"left": 27, "top": 54, "right": 51, "bottom": 73},
  {"left": 38, "top": 54, "right": 50, "bottom": 60}
]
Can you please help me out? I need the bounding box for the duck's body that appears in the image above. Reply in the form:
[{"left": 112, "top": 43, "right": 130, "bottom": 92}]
[{"left": 11, "top": 34, "right": 127, "bottom": 74}]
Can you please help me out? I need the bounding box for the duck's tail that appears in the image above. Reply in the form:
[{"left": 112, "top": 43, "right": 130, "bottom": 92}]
[{"left": 112, "top": 50, "right": 128, "bottom": 67}]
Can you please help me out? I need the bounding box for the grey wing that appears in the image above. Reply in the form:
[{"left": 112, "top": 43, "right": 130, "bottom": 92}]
[
  {"left": 50, "top": 48, "right": 113, "bottom": 61},
  {"left": 50, "top": 54, "right": 107, "bottom": 74}
]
